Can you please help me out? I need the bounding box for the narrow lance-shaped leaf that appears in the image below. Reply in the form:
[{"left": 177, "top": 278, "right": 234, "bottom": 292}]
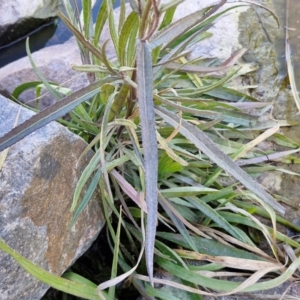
[
  {"left": 26, "top": 39, "right": 62, "bottom": 100},
  {"left": 58, "top": 11, "right": 104, "bottom": 62},
  {"left": 82, "top": 0, "right": 92, "bottom": 40},
  {"left": 0, "top": 77, "right": 118, "bottom": 152},
  {"left": 155, "top": 106, "right": 285, "bottom": 215},
  {"left": 93, "top": 0, "right": 108, "bottom": 47},
  {"left": 136, "top": 40, "right": 158, "bottom": 286}
]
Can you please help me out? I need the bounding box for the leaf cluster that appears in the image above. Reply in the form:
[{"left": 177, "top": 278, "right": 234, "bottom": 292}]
[{"left": 1, "top": 1, "right": 300, "bottom": 299}]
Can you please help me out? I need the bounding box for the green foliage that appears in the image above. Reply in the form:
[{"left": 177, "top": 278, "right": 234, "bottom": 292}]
[{"left": 1, "top": 0, "right": 300, "bottom": 299}]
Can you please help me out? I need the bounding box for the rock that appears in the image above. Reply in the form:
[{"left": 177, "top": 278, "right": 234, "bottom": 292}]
[
  {"left": 0, "top": 0, "right": 63, "bottom": 47},
  {"left": 0, "top": 0, "right": 62, "bottom": 46},
  {"left": 0, "top": 0, "right": 61, "bottom": 26},
  {"left": 0, "top": 94, "right": 105, "bottom": 299}
]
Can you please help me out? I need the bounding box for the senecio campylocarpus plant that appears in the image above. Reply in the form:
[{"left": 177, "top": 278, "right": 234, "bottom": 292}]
[{"left": 2, "top": 0, "right": 300, "bottom": 299}]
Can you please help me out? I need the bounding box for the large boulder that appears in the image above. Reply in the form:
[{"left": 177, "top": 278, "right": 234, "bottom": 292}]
[
  {"left": 0, "top": 95, "right": 105, "bottom": 299},
  {"left": 0, "top": 1, "right": 63, "bottom": 47}
]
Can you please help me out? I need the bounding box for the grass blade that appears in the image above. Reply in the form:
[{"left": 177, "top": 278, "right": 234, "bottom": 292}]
[
  {"left": 106, "top": 0, "right": 119, "bottom": 59},
  {"left": 0, "top": 238, "right": 111, "bottom": 300},
  {"left": 70, "top": 167, "right": 102, "bottom": 228},
  {"left": 26, "top": 39, "right": 62, "bottom": 100},
  {"left": 158, "top": 193, "right": 198, "bottom": 253},
  {"left": 108, "top": 208, "right": 122, "bottom": 298},
  {"left": 155, "top": 106, "right": 285, "bottom": 215},
  {"left": 82, "top": 0, "right": 92, "bottom": 40},
  {"left": 187, "top": 196, "right": 246, "bottom": 242},
  {"left": 119, "top": 12, "right": 139, "bottom": 66},
  {"left": 93, "top": 0, "right": 108, "bottom": 47}
]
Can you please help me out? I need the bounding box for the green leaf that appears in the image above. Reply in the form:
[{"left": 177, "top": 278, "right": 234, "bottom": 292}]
[
  {"left": 12, "top": 81, "right": 54, "bottom": 100},
  {"left": 158, "top": 3, "right": 177, "bottom": 30},
  {"left": 205, "top": 86, "right": 259, "bottom": 102},
  {"left": 159, "top": 193, "right": 198, "bottom": 253},
  {"left": 119, "top": 11, "right": 139, "bottom": 66},
  {"left": 161, "top": 187, "right": 216, "bottom": 198},
  {"left": 118, "top": 0, "right": 127, "bottom": 33},
  {"left": 70, "top": 167, "right": 102, "bottom": 228},
  {"left": 146, "top": 285, "right": 182, "bottom": 300},
  {"left": 93, "top": 0, "right": 108, "bottom": 47},
  {"left": 156, "top": 232, "right": 264, "bottom": 260},
  {"left": 158, "top": 153, "right": 183, "bottom": 179},
  {"left": 26, "top": 39, "right": 62, "bottom": 100},
  {"left": 186, "top": 196, "right": 246, "bottom": 242},
  {"left": 106, "top": 0, "right": 119, "bottom": 59},
  {"left": 82, "top": 0, "right": 92, "bottom": 40},
  {"left": 108, "top": 209, "right": 122, "bottom": 299},
  {"left": 155, "top": 106, "right": 285, "bottom": 215},
  {"left": 62, "top": 272, "right": 97, "bottom": 288},
  {"left": 0, "top": 238, "right": 111, "bottom": 300}
]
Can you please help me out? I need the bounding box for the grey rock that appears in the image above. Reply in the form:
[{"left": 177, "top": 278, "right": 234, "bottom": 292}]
[
  {"left": 0, "top": 0, "right": 63, "bottom": 47},
  {"left": 0, "top": 94, "right": 105, "bottom": 299},
  {"left": 0, "top": 0, "right": 61, "bottom": 26}
]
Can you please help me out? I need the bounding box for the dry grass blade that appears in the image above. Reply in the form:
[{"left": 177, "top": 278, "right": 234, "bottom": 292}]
[
  {"left": 164, "top": 48, "right": 247, "bottom": 75},
  {"left": 134, "top": 274, "right": 214, "bottom": 296},
  {"left": 236, "top": 149, "right": 300, "bottom": 166},
  {"left": 286, "top": 40, "right": 300, "bottom": 112},
  {"left": 111, "top": 169, "right": 147, "bottom": 212},
  {"left": 175, "top": 249, "right": 282, "bottom": 271},
  {"left": 155, "top": 106, "right": 285, "bottom": 215},
  {"left": 98, "top": 210, "right": 146, "bottom": 291}
]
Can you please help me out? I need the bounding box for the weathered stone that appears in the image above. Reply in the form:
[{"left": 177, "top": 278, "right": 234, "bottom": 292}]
[
  {"left": 0, "top": 94, "right": 105, "bottom": 299},
  {"left": 0, "top": 1, "right": 63, "bottom": 47}
]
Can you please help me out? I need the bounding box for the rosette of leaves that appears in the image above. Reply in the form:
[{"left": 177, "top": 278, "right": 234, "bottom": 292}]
[{"left": 2, "top": 1, "right": 300, "bottom": 299}]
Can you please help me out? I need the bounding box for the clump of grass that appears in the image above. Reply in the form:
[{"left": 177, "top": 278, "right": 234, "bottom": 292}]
[{"left": 1, "top": 0, "right": 300, "bottom": 299}]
